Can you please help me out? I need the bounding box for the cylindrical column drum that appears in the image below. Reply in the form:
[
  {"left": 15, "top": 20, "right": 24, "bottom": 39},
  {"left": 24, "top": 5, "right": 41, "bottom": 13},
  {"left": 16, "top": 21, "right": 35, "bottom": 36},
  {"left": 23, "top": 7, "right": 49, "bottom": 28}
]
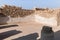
[{"left": 41, "top": 26, "right": 54, "bottom": 40}]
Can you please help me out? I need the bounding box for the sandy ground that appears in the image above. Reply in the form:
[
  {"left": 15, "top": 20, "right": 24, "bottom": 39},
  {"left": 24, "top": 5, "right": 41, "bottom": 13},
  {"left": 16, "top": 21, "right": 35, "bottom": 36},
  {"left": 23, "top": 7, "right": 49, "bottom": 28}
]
[{"left": 0, "top": 21, "right": 60, "bottom": 40}]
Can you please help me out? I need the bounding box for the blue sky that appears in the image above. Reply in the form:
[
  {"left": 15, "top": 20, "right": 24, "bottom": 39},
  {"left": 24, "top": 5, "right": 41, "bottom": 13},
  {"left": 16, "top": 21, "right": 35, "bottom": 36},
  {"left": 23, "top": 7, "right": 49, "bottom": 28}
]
[{"left": 0, "top": 0, "right": 60, "bottom": 9}]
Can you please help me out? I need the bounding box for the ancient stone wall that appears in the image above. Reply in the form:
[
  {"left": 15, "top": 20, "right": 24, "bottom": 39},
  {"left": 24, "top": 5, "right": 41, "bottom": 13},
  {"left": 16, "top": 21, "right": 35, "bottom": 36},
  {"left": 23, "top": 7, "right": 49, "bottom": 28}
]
[
  {"left": 34, "top": 8, "right": 57, "bottom": 18},
  {"left": 0, "top": 5, "right": 34, "bottom": 17},
  {"left": 57, "top": 10, "right": 60, "bottom": 26},
  {"left": 0, "top": 5, "right": 58, "bottom": 18},
  {"left": 0, "top": 5, "right": 60, "bottom": 26}
]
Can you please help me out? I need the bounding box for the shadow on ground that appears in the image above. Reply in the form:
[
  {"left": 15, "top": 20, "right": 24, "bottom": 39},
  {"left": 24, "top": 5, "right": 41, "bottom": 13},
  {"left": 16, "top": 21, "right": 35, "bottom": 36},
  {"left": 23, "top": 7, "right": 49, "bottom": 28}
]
[
  {"left": 0, "top": 24, "right": 18, "bottom": 29},
  {"left": 13, "top": 33, "right": 39, "bottom": 40},
  {"left": 0, "top": 25, "right": 60, "bottom": 40},
  {"left": 0, "top": 30, "right": 22, "bottom": 40},
  {"left": 12, "top": 30, "right": 60, "bottom": 40}
]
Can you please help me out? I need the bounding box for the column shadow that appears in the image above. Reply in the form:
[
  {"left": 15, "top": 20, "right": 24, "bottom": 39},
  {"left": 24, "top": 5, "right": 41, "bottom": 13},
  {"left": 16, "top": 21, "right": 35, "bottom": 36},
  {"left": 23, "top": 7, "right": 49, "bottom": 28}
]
[
  {"left": 0, "top": 30, "right": 22, "bottom": 40},
  {"left": 0, "top": 25, "right": 18, "bottom": 29},
  {"left": 13, "top": 33, "right": 39, "bottom": 40}
]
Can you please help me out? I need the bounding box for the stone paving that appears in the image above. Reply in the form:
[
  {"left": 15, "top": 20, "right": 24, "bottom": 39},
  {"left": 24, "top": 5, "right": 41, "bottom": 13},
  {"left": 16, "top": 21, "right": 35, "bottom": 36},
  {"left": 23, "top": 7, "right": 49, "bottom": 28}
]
[{"left": 0, "top": 22, "right": 60, "bottom": 40}]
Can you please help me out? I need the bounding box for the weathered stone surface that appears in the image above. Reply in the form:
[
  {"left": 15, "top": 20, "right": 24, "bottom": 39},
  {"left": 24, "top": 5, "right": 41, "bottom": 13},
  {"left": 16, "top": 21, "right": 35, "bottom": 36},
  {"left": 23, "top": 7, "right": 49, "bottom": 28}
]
[
  {"left": 1, "top": 5, "right": 34, "bottom": 17},
  {"left": 0, "top": 5, "right": 60, "bottom": 26},
  {"left": 41, "top": 26, "right": 54, "bottom": 40}
]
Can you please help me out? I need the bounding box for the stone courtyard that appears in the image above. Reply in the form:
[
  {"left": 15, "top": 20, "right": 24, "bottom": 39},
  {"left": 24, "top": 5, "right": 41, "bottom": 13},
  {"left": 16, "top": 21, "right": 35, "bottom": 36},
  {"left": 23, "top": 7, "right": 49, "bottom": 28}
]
[{"left": 0, "top": 5, "right": 60, "bottom": 40}]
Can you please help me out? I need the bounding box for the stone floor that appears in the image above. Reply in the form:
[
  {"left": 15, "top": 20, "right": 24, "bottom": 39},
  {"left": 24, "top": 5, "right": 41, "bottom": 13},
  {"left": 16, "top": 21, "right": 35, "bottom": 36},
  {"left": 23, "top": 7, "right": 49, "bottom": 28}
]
[{"left": 0, "top": 22, "right": 60, "bottom": 40}]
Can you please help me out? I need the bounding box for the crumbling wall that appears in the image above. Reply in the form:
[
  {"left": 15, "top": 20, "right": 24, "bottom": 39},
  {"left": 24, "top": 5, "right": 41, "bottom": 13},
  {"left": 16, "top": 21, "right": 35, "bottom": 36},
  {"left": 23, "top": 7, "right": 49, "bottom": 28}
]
[
  {"left": 0, "top": 5, "right": 59, "bottom": 26},
  {"left": 34, "top": 8, "right": 56, "bottom": 18},
  {"left": 0, "top": 5, "right": 35, "bottom": 24},
  {"left": 7, "top": 14, "right": 35, "bottom": 23},
  {"left": 34, "top": 8, "right": 57, "bottom": 26},
  {"left": 57, "top": 10, "right": 60, "bottom": 26},
  {"left": 1, "top": 5, "right": 34, "bottom": 17}
]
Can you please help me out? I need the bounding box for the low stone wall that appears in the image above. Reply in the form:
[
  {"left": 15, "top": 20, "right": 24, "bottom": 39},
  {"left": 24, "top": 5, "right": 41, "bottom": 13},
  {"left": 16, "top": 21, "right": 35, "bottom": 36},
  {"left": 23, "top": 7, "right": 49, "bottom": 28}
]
[
  {"left": 0, "top": 17, "right": 9, "bottom": 24},
  {"left": 0, "top": 14, "right": 57, "bottom": 26},
  {"left": 7, "top": 14, "right": 35, "bottom": 23},
  {"left": 34, "top": 15, "right": 57, "bottom": 26}
]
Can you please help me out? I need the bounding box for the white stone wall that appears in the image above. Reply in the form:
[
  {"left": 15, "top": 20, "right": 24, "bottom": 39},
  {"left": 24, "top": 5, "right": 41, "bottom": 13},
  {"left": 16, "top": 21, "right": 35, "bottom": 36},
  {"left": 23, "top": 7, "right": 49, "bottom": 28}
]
[
  {"left": 7, "top": 14, "right": 35, "bottom": 23},
  {"left": 0, "top": 14, "right": 57, "bottom": 26},
  {"left": 34, "top": 15, "right": 57, "bottom": 26}
]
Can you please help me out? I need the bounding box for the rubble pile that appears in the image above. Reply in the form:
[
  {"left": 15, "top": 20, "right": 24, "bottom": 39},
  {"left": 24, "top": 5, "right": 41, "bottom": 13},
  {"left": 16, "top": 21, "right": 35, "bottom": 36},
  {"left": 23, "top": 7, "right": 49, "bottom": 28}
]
[{"left": 0, "top": 5, "right": 34, "bottom": 17}]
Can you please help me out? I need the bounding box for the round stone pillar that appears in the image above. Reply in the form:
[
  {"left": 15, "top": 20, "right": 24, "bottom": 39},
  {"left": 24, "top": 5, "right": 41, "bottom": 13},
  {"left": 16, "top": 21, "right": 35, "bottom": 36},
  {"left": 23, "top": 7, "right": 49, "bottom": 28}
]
[{"left": 41, "top": 26, "right": 54, "bottom": 40}]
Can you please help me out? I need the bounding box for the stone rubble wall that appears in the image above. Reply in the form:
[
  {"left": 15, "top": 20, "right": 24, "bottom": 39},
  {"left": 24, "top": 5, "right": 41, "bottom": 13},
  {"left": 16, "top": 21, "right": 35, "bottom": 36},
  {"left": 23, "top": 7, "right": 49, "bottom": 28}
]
[
  {"left": 0, "top": 5, "right": 60, "bottom": 26},
  {"left": 34, "top": 15, "right": 57, "bottom": 26},
  {"left": 0, "top": 5, "right": 34, "bottom": 17},
  {"left": 7, "top": 14, "right": 35, "bottom": 23}
]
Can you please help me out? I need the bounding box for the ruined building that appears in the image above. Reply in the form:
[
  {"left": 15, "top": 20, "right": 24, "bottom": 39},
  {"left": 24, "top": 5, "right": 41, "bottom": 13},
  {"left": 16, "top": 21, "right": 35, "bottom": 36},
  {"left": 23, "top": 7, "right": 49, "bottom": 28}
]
[{"left": 0, "top": 5, "right": 60, "bottom": 26}]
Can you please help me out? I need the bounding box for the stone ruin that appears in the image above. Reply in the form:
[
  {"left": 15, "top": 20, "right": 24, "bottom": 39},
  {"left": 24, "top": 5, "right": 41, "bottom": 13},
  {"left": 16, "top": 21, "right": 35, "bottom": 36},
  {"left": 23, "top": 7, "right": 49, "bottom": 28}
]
[
  {"left": 0, "top": 5, "right": 60, "bottom": 26},
  {"left": 0, "top": 5, "right": 34, "bottom": 17},
  {"left": 41, "top": 26, "right": 54, "bottom": 40}
]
